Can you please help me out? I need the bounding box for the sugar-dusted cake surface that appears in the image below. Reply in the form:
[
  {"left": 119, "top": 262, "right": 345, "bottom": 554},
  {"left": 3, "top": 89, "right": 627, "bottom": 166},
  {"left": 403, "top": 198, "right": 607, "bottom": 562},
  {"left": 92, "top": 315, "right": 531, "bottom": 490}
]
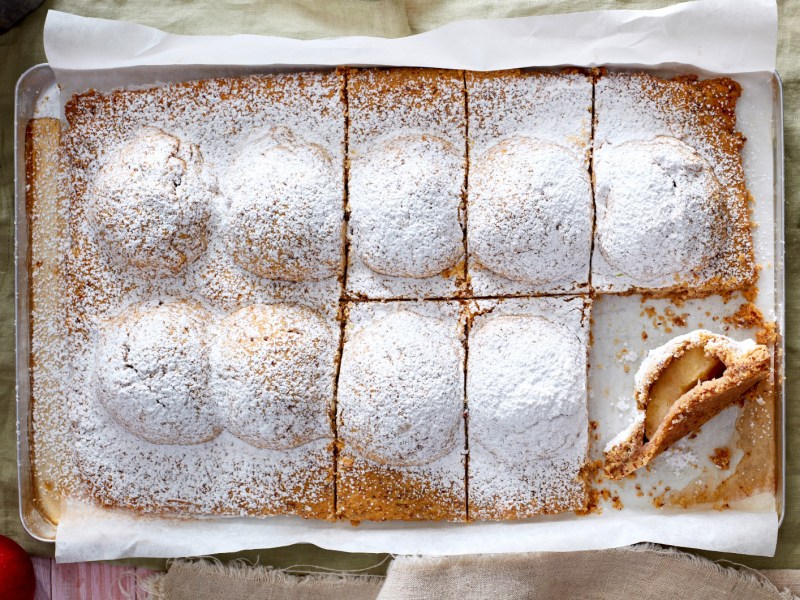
[
  {"left": 592, "top": 72, "right": 755, "bottom": 295},
  {"left": 60, "top": 72, "right": 346, "bottom": 518},
  {"left": 467, "top": 295, "right": 591, "bottom": 519},
  {"left": 336, "top": 301, "right": 467, "bottom": 521},
  {"left": 466, "top": 70, "right": 593, "bottom": 297},
  {"left": 346, "top": 68, "right": 467, "bottom": 299},
  {"left": 26, "top": 67, "right": 767, "bottom": 527}
]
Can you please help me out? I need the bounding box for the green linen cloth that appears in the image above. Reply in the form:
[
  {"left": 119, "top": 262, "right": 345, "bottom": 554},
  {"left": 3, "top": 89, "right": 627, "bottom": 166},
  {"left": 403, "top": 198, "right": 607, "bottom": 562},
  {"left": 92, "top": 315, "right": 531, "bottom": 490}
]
[{"left": 0, "top": 0, "right": 796, "bottom": 572}]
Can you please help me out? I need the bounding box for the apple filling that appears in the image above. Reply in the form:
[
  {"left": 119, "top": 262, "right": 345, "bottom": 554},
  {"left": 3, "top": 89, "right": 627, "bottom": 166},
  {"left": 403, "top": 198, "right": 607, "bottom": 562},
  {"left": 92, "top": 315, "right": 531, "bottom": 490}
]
[
  {"left": 644, "top": 347, "right": 726, "bottom": 441},
  {"left": 604, "top": 331, "right": 771, "bottom": 481}
]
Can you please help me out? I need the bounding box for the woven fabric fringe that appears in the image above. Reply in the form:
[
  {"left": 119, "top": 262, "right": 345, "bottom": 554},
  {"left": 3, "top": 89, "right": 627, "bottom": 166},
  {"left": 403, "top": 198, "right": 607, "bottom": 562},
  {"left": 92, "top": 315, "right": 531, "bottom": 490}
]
[
  {"left": 140, "top": 556, "right": 385, "bottom": 600},
  {"left": 138, "top": 571, "right": 167, "bottom": 600},
  {"left": 134, "top": 546, "right": 800, "bottom": 600},
  {"left": 380, "top": 545, "right": 799, "bottom": 600}
]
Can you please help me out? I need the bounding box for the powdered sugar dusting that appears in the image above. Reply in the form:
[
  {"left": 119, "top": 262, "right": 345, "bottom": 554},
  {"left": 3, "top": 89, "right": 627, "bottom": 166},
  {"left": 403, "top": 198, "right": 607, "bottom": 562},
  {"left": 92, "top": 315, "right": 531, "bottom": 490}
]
[
  {"left": 64, "top": 72, "right": 345, "bottom": 316},
  {"left": 469, "top": 136, "right": 592, "bottom": 287},
  {"left": 211, "top": 304, "right": 336, "bottom": 451},
  {"left": 59, "top": 72, "right": 345, "bottom": 518},
  {"left": 88, "top": 127, "right": 214, "bottom": 277},
  {"left": 336, "top": 301, "right": 467, "bottom": 520},
  {"left": 467, "top": 296, "right": 590, "bottom": 519},
  {"left": 346, "top": 69, "right": 466, "bottom": 299},
  {"left": 349, "top": 134, "right": 463, "bottom": 279},
  {"left": 30, "top": 68, "right": 763, "bottom": 525},
  {"left": 659, "top": 445, "right": 698, "bottom": 476},
  {"left": 338, "top": 306, "right": 464, "bottom": 466},
  {"left": 596, "top": 136, "right": 724, "bottom": 281},
  {"left": 470, "top": 316, "right": 584, "bottom": 460},
  {"left": 93, "top": 302, "right": 220, "bottom": 446},
  {"left": 604, "top": 412, "right": 645, "bottom": 453},
  {"left": 220, "top": 127, "right": 343, "bottom": 282},
  {"left": 592, "top": 72, "right": 755, "bottom": 293},
  {"left": 466, "top": 71, "right": 592, "bottom": 296}
]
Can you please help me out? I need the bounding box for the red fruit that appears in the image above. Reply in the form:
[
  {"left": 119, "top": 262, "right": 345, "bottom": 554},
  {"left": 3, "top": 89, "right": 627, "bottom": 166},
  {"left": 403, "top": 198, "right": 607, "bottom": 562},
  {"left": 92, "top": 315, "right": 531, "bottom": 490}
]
[{"left": 0, "top": 535, "right": 35, "bottom": 600}]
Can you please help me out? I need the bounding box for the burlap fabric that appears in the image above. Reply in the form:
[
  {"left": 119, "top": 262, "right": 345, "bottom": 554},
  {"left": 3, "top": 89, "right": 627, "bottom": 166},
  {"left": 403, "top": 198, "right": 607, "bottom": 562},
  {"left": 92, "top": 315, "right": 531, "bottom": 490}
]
[
  {"left": 148, "top": 547, "right": 800, "bottom": 600},
  {"left": 1, "top": 0, "right": 798, "bottom": 577}
]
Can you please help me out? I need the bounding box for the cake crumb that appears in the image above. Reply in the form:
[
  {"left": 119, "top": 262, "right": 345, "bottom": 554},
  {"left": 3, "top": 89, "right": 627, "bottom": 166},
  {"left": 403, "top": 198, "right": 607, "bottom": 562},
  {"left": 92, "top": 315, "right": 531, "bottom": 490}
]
[
  {"left": 756, "top": 321, "right": 777, "bottom": 345},
  {"left": 723, "top": 302, "right": 764, "bottom": 329},
  {"left": 710, "top": 447, "right": 731, "bottom": 470},
  {"left": 652, "top": 487, "right": 672, "bottom": 508}
]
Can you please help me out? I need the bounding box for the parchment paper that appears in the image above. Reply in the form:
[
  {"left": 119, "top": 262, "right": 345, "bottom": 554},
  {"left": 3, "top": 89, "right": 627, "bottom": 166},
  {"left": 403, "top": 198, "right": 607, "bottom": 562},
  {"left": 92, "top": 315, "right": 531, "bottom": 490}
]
[{"left": 41, "top": 0, "right": 780, "bottom": 562}]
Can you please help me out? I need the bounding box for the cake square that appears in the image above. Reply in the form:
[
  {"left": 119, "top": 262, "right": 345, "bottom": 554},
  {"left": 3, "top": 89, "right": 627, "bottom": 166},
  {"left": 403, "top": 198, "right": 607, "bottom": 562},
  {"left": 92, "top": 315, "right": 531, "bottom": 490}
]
[
  {"left": 73, "top": 300, "right": 339, "bottom": 519},
  {"left": 62, "top": 73, "right": 346, "bottom": 518},
  {"left": 336, "top": 301, "right": 467, "bottom": 521},
  {"left": 63, "top": 71, "right": 346, "bottom": 315},
  {"left": 465, "top": 70, "right": 593, "bottom": 297},
  {"left": 591, "top": 72, "right": 756, "bottom": 295},
  {"left": 70, "top": 305, "right": 341, "bottom": 519},
  {"left": 345, "top": 68, "right": 467, "bottom": 300},
  {"left": 467, "top": 295, "right": 591, "bottom": 519}
]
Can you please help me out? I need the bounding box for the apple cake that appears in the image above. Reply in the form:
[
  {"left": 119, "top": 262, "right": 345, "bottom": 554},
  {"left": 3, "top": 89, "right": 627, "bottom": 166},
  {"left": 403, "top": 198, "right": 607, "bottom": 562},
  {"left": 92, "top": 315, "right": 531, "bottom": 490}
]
[
  {"left": 604, "top": 330, "right": 770, "bottom": 480},
  {"left": 465, "top": 70, "right": 593, "bottom": 297},
  {"left": 24, "top": 66, "right": 771, "bottom": 527},
  {"left": 345, "top": 68, "right": 467, "bottom": 299},
  {"left": 467, "top": 296, "right": 591, "bottom": 519},
  {"left": 592, "top": 72, "right": 756, "bottom": 295},
  {"left": 60, "top": 72, "right": 347, "bottom": 519},
  {"left": 336, "top": 301, "right": 467, "bottom": 521}
]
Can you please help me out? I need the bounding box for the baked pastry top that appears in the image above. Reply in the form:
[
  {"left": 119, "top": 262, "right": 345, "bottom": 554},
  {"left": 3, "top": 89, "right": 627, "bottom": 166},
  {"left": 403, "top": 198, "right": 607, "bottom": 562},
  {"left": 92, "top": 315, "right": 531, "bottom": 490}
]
[
  {"left": 86, "top": 127, "right": 213, "bottom": 276},
  {"left": 64, "top": 72, "right": 346, "bottom": 312},
  {"left": 592, "top": 72, "right": 756, "bottom": 295},
  {"left": 58, "top": 71, "right": 346, "bottom": 520},
  {"left": 26, "top": 67, "right": 771, "bottom": 526},
  {"left": 93, "top": 301, "right": 219, "bottom": 446},
  {"left": 336, "top": 301, "right": 467, "bottom": 521},
  {"left": 466, "top": 70, "right": 593, "bottom": 296},
  {"left": 211, "top": 303, "right": 337, "bottom": 451},
  {"left": 467, "top": 296, "right": 591, "bottom": 519},
  {"left": 220, "top": 127, "right": 343, "bottom": 283},
  {"left": 346, "top": 68, "right": 467, "bottom": 299}
]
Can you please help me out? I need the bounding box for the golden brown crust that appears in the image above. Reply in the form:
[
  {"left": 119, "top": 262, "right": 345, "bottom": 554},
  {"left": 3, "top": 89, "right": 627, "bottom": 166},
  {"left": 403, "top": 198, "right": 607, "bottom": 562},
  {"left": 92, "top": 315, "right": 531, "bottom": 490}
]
[
  {"left": 593, "top": 72, "right": 756, "bottom": 298},
  {"left": 336, "top": 454, "right": 466, "bottom": 522},
  {"left": 346, "top": 67, "right": 464, "bottom": 132},
  {"left": 605, "top": 333, "right": 771, "bottom": 480},
  {"left": 466, "top": 67, "right": 590, "bottom": 82},
  {"left": 468, "top": 468, "right": 589, "bottom": 521},
  {"left": 26, "top": 118, "right": 68, "bottom": 526}
]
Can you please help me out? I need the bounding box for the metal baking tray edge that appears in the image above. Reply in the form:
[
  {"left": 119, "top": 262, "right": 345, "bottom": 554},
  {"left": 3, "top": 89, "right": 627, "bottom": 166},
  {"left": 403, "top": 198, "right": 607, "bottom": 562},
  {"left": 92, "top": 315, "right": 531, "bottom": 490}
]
[
  {"left": 13, "top": 63, "right": 788, "bottom": 543},
  {"left": 773, "top": 71, "right": 786, "bottom": 527},
  {"left": 15, "top": 64, "right": 59, "bottom": 542}
]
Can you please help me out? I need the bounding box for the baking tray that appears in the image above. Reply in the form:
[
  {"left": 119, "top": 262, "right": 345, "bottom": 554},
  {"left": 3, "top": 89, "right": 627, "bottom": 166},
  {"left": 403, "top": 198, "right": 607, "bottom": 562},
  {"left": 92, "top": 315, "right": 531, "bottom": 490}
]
[
  {"left": 14, "top": 63, "right": 787, "bottom": 543},
  {"left": 15, "top": 64, "right": 61, "bottom": 542}
]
